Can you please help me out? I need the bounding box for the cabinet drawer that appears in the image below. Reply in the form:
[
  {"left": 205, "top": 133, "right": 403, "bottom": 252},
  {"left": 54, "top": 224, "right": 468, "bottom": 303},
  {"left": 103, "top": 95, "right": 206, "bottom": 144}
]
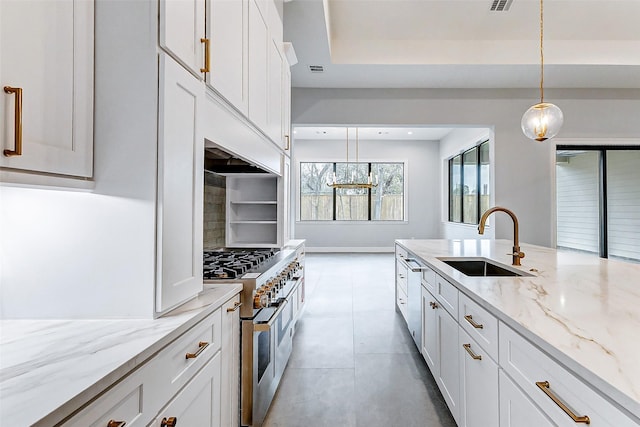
[
  {"left": 458, "top": 292, "right": 498, "bottom": 362},
  {"left": 62, "top": 360, "right": 156, "bottom": 427},
  {"left": 396, "top": 260, "right": 408, "bottom": 294},
  {"left": 499, "top": 370, "right": 554, "bottom": 427},
  {"left": 397, "top": 287, "right": 408, "bottom": 321},
  {"left": 421, "top": 265, "right": 436, "bottom": 294},
  {"left": 499, "top": 323, "right": 638, "bottom": 426},
  {"left": 395, "top": 245, "right": 408, "bottom": 260},
  {"left": 154, "top": 308, "right": 222, "bottom": 400},
  {"left": 435, "top": 274, "right": 458, "bottom": 318},
  {"left": 150, "top": 351, "right": 222, "bottom": 427}
]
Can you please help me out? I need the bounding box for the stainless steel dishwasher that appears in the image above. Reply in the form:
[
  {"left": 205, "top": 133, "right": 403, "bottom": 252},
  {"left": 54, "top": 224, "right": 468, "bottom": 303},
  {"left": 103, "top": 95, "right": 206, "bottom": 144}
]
[{"left": 398, "top": 256, "right": 428, "bottom": 350}]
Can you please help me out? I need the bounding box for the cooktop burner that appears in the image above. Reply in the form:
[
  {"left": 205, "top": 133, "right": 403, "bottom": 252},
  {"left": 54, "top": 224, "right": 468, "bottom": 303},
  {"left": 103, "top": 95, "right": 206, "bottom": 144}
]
[{"left": 203, "top": 249, "right": 278, "bottom": 280}]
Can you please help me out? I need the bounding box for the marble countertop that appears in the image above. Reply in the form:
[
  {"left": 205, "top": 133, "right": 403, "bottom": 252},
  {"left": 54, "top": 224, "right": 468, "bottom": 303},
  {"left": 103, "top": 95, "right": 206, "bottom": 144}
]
[
  {"left": 396, "top": 239, "right": 640, "bottom": 419},
  {"left": 0, "top": 283, "right": 243, "bottom": 427}
]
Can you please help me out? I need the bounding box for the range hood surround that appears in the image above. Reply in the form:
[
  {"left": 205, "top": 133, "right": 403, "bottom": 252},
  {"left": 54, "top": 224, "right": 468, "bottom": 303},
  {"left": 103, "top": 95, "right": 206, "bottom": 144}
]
[{"left": 204, "top": 139, "right": 280, "bottom": 175}]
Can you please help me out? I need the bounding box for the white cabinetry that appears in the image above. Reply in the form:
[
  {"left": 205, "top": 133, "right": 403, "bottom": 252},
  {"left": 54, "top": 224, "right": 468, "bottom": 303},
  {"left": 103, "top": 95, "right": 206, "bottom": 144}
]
[
  {"left": 420, "top": 276, "right": 460, "bottom": 423},
  {"left": 208, "top": 0, "right": 249, "bottom": 114},
  {"left": 156, "top": 54, "right": 204, "bottom": 313},
  {"left": 226, "top": 174, "right": 281, "bottom": 247},
  {"left": 62, "top": 299, "right": 239, "bottom": 427},
  {"left": 221, "top": 295, "right": 241, "bottom": 427},
  {"left": 459, "top": 329, "right": 499, "bottom": 427},
  {"left": 395, "top": 246, "right": 409, "bottom": 321},
  {"left": 159, "top": 0, "right": 206, "bottom": 78},
  {"left": 499, "top": 370, "right": 554, "bottom": 427},
  {"left": 0, "top": 0, "right": 93, "bottom": 178},
  {"left": 248, "top": 0, "right": 269, "bottom": 133}
]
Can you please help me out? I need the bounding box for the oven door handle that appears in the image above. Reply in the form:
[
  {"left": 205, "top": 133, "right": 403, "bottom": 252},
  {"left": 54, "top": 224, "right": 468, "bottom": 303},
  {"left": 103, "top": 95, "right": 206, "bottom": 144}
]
[{"left": 254, "top": 299, "right": 289, "bottom": 332}]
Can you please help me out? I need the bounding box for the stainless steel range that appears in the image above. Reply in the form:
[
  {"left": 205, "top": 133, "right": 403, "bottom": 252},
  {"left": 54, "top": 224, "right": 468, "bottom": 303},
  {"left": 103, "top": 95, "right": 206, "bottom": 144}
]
[{"left": 203, "top": 247, "right": 304, "bottom": 427}]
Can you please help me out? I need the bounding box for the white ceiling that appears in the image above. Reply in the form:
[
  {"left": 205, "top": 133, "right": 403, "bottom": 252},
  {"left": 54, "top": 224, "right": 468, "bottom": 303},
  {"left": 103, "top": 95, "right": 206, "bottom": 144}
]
[
  {"left": 293, "top": 126, "right": 454, "bottom": 140},
  {"left": 283, "top": 0, "right": 640, "bottom": 89}
]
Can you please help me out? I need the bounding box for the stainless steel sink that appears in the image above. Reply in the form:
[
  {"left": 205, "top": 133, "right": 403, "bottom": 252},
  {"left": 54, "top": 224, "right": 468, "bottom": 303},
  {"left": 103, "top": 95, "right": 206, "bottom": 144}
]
[{"left": 437, "top": 257, "right": 532, "bottom": 277}]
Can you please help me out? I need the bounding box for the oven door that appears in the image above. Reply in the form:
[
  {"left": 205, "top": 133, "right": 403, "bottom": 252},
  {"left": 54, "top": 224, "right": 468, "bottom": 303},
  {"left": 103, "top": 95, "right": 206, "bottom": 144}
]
[{"left": 241, "top": 297, "right": 292, "bottom": 427}]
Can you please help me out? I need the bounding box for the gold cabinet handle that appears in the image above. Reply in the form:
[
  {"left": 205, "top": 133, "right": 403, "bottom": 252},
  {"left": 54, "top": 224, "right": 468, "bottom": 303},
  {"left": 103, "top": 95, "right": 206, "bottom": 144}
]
[
  {"left": 200, "top": 38, "right": 210, "bottom": 73},
  {"left": 464, "top": 314, "right": 484, "bottom": 329},
  {"left": 429, "top": 301, "right": 439, "bottom": 309},
  {"left": 107, "top": 421, "right": 126, "bottom": 427},
  {"left": 285, "top": 134, "right": 290, "bottom": 150},
  {"left": 3, "top": 86, "right": 23, "bottom": 157},
  {"left": 535, "top": 381, "right": 590, "bottom": 424},
  {"left": 185, "top": 341, "right": 209, "bottom": 359},
  {"left": 161, "top": 417, "right": 177, "bottom": 427},
  {"left": 226, "top": 301, "right": 242, "bottom": 312},
  {"left": 462, "top": 343, "right": 482, "bottom": 360}
]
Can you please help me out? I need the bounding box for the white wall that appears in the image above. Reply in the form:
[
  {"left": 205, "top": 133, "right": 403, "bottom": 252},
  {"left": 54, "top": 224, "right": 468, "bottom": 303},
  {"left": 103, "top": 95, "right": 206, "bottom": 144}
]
[
  {"left": 291, "top": 88, "right": 640, "bottom": 247},
  {"left": 0, "top": 1, "right": 159, "bottom": 319},
  {"left": 293, "top": 137, "right": 441, "bottom": 251}
]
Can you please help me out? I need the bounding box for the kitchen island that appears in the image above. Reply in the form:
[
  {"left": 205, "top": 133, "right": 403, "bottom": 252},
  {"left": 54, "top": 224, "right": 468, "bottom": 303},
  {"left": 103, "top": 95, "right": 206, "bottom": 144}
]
[
  {"left": 0, "top": 283, "right": 242, "bottom": 426},
  {"left": 396, "top": 239, "right": 640, "bottom": 425}
]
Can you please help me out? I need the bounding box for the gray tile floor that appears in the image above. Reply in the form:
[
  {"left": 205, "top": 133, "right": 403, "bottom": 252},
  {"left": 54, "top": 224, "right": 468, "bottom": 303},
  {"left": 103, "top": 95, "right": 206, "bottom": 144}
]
[{"left": 263, "top": 253, "right": 457, "bottom": 427}]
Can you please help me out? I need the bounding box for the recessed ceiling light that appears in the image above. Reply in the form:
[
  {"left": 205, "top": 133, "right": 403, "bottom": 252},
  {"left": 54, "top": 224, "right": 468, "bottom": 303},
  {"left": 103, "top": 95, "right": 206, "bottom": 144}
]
[{"left": 408, "top": 131, "right": 413, "bottom": 135}]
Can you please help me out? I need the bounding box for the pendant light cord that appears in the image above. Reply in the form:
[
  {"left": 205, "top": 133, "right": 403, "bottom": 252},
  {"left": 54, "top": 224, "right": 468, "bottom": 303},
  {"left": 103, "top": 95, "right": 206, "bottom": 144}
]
[{"left": 540, "top": 0, "right": 544, "bottom": 103}]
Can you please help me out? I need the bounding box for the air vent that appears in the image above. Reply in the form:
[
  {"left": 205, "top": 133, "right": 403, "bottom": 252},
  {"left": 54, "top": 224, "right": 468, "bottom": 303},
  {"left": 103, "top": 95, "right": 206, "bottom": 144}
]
[
  {"left": 490, "top": 0, "right": 513, "bottom": 11},
  {"left": 308, "top": 65, "right": 324, "bottom": 73}
]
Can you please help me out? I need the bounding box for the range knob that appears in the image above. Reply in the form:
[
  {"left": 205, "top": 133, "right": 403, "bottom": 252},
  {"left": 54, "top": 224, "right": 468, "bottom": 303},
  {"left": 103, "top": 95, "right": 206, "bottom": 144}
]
[{"left": 253, "top": 290, "right": 269, "bottom": 309}]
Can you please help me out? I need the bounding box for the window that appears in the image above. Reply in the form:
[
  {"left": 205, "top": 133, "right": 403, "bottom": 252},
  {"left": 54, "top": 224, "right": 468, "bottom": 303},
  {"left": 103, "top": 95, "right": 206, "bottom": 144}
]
[
  {"left": 300, "top": 162, "right": 404, "bottom": 221},
  {"left": 448, "top": 141, "right": 490, "bottom": 224}
]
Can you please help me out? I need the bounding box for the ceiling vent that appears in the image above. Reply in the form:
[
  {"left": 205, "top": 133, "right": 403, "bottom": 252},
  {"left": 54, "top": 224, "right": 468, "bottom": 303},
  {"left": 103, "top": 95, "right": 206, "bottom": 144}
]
[
  {"left": 308, "top": 65, "right": 324, "bottom": 73},
  {"left": 490, "top": 0, "right": 513, "bottom": 11}
]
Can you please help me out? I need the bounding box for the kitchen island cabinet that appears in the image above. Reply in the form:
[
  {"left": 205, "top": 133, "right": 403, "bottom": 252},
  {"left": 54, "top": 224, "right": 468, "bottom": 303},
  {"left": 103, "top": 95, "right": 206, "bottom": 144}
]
[
  {"left": 396, "top": 239, "right": 640, "bottom": 426},
  {"left": 0, "top": 284, "right": 242, "bottom": 427}
]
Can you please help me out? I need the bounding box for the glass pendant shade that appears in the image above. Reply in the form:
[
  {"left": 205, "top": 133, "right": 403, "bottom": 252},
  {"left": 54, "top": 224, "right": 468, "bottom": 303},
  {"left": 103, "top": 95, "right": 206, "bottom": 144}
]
[{"left": 521, "top": 102, "right": 563, "bottom": 142}]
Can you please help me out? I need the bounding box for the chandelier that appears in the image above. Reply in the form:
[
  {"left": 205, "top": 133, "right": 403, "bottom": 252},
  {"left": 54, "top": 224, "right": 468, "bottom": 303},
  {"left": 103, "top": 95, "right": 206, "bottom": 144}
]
[
  {"left": 521, "top": 0, "right": 563, "bottom": 142},
  {"left": 327, "top": 128, "right": 378, "bottom": 189}
]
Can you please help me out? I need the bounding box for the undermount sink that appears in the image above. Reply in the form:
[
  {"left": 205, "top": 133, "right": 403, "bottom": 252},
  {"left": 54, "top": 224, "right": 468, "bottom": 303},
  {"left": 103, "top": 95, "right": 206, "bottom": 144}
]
[{"left": 437, "top": 257, "right": 532, "bottom": 277}]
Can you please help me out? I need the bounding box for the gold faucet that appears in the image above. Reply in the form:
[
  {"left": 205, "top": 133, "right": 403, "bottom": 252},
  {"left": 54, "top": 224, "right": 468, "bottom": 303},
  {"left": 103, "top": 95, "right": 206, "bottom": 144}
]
[{"left": 478, "top": 206, "right": 525, "bottom": 266}]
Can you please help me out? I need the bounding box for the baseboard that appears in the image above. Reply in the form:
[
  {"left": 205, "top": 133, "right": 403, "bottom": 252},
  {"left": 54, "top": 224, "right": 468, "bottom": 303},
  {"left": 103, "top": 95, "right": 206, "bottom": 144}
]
[{"left": 305, "top": 246, "right": 394, "bottom": 253}]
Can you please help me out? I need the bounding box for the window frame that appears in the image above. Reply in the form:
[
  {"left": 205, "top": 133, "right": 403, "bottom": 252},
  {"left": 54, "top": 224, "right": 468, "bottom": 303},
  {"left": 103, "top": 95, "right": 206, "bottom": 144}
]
[
  {"left": 448, "top": 140, "right": 489, "bottom": 225},
  {"left": 299, "top": 161, "right": 406, "bottom": 222}
]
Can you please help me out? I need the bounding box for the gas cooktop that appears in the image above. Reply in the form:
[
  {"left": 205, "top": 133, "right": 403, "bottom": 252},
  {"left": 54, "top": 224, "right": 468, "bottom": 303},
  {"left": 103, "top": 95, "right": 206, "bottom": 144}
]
[{"left": 203, "top": 248, "right": 278, "bottom": 280}]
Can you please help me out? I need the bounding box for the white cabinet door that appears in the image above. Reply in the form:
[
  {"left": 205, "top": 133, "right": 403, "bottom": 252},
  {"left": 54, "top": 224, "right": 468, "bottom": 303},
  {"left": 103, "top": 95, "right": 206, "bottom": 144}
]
[
  {"left": 267, "top": 39, "right": 283, "bottom": 145},
  {"left": 0, "top": 0, "right": 93, "bottom": 178},
  {"left": 151, "top": 352, "right": 222, "bottom": 427},
  {"left": 437, "top": 305, "right": 460, "bottom": 423},
  {"left": 459, "top": 329, "right": 499, "bottom": 427},
  {"left": 282, "top": 156, "right": 291, "bottom": 243},
  {"left": 421, "top": 286, "right": 438, "bottom": 372},
  {"left": 282, "top": 64, "right": 291, "bottom": 154},
  {"left": 208, "top": 0, "right": 249, "bottom": 114},
  {"left": 499, "top": 370, "right": 555, "bottom": 427},
  {"left": 159, "top": 0, "right": 206, "bottom": 78},
  {"left": 248, "top": 0, "right": 269, "bottom": 133},
  {"left": 156, "top": 54, "right": 204, "bottom": 313},
  {"left": 221, "top": 296, "right": 241, "bottom": 427}
]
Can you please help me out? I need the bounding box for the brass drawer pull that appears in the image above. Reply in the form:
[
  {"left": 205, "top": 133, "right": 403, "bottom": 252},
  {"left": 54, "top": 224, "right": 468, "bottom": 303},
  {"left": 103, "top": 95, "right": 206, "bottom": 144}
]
[
  {"left": 200, "top": 38, "right": 210, "bottom": 73},
  {"left": 185, "top": 341, "right": 209, "bottom": 359},
  {"left": 285, "top": 134, "right": 290, "bottom": 150},
  {"left": 429, "top": 301, "right": 439, "bottom": 309},
  {"left": 463, "top": 343, "right": 482, "bottom": 360},
  {"left": 107, "top": 421, "right": 126, "bottom": 427},
  {"left": 3, "top": 86, "right": 23, "bottom": 157},
  {"left": 161, "top": 417, "right": 177, "bottom": 427},
  {"left": 227, "top": 301, "right": 242, "bottom": 312},
  {"left": 536, "top": 381, "right": 590, "bottom": 424},
  {"left": 464, "top": 314, "right": 484, "bottom": 329}
]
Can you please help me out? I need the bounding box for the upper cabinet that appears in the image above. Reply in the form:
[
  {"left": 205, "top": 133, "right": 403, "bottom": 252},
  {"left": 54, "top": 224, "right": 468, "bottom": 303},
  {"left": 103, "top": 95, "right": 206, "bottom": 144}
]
[
  {"left": 208, "top": 0, "right": 249, "bottom": 115},
  {"left": 248, "top": 0, "right": 270, "bottom": 133},
  {"left": 159, "top": 0, "right": 206, "bottom": 79},
  {"left": 0, "top": 0, "right": 94, "bottom": 178}
]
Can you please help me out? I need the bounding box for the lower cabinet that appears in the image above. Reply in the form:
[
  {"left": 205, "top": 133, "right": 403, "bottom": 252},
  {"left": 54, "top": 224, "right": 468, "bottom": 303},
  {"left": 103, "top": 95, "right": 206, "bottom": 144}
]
[
  {"left": 150, "top": 352, "right": 222, "bottom": 427},
  {"left": 458, "top": 329, "right": 499, "bottom": 427},
  {"left": 499, "top": 370, "right": 554, "bottom": 427},
  {"left": 61, "top": 294, "right": 240, "bottom": 427}
]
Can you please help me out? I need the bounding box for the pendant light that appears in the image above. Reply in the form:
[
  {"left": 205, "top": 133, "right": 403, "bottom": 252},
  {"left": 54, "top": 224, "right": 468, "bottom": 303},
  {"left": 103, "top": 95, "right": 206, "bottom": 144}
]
[
  {"left": 327, "top": 128, "right": 378, "bottom": 189},
  {"left": 521, "top": 0, "right": 563, "bottom": 142}
]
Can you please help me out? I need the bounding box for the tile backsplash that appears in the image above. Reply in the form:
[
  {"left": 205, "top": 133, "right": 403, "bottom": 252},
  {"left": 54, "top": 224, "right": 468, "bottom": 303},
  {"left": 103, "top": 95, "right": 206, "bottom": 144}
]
[{"left": 204, "top": 172, "right": 226, "bottom": 249}]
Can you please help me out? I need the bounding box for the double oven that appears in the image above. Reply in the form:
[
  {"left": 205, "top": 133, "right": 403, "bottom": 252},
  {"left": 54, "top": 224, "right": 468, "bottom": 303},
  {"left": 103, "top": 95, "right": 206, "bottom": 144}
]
[{"left": 203, "top": 247, "right": 304, "bottom": 427}]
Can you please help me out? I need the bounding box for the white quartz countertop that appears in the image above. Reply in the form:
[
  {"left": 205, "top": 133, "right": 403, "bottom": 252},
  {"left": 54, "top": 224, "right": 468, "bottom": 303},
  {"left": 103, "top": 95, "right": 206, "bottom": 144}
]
[
  {"left": 396, "top": 239, "right": 640, "bottom": 419},
  {"left": 0, "top": 284, "right": 243, "bottom": 427}
]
